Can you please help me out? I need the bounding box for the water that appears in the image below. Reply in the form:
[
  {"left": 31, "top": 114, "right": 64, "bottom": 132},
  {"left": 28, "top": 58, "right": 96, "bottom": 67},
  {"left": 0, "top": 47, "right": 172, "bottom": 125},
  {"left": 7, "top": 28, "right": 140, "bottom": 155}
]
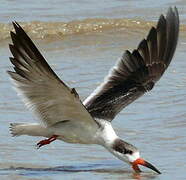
[{"left": 0, "top": 0, "right": 186, "bottom": 179}]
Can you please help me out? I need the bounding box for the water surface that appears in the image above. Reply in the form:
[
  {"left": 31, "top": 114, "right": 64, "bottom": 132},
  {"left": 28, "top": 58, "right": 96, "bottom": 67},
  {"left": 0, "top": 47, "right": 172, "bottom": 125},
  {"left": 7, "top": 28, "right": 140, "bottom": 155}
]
[{"left": 0, "top": 0, "right": 186, "bottom": 179}]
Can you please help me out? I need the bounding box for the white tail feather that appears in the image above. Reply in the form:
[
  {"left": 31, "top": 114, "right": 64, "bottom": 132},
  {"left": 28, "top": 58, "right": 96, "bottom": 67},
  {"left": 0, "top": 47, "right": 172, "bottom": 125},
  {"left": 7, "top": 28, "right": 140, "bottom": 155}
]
[{"left": 9, "top": 123, "right": 53, "bottom": 137}]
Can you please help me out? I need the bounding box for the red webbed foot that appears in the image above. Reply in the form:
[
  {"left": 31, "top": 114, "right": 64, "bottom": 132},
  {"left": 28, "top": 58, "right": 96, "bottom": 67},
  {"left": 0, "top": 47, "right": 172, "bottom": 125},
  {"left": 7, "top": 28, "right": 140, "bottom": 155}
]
[{"left": 36, "top": 135, "right": 58, "bottom": 149}]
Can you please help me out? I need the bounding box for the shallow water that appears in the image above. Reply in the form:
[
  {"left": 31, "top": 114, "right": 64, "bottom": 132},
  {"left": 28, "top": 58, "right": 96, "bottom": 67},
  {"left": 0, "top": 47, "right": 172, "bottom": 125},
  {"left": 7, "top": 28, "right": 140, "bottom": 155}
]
[{"left": 0, "top": 0, "right": 186, "bottom": 180}]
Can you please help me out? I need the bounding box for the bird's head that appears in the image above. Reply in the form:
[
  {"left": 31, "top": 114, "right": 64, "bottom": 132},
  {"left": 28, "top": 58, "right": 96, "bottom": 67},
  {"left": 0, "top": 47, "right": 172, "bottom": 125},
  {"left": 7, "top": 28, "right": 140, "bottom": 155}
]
[{"left": 111, "top": 139, "right": 161, "bottom": 174}]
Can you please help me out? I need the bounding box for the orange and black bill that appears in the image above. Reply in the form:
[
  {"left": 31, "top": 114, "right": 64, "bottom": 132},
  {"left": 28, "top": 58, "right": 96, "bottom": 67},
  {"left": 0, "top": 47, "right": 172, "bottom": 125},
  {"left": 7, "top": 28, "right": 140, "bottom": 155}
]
[{"left": 132, "top": 158, "right": 161, "bottom": 174}]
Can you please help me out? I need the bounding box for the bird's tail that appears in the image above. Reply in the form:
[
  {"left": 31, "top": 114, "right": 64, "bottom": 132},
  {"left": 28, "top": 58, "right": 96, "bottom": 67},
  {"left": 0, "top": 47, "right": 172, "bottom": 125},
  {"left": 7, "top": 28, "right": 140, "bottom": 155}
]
[
  {"left": 9, "top": 123, "right": 51, "bottom": 137},
  {"left": 10, "top": 123, "right": 25, "bottom": 136}
]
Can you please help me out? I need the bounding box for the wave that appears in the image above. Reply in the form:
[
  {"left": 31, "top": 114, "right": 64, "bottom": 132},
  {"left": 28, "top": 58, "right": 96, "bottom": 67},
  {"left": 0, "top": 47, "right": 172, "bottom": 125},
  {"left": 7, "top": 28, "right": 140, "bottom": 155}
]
[{"left": 0, "top": 18, "right": 185, "bottom": 41}]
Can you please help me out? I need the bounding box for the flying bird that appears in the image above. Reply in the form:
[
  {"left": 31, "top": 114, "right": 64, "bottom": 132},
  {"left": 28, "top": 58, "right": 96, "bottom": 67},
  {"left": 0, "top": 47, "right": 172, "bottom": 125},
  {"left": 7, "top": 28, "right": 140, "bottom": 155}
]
[{"left": 8, "top": 7, "right": 179, "bottom": 174}]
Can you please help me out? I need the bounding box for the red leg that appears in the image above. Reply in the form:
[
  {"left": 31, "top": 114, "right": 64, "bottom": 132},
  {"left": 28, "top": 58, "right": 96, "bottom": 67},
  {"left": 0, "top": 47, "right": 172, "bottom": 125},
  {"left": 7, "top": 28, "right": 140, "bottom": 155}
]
[{"left": 36, "top": 135, "right": 58, "bottom": 149}]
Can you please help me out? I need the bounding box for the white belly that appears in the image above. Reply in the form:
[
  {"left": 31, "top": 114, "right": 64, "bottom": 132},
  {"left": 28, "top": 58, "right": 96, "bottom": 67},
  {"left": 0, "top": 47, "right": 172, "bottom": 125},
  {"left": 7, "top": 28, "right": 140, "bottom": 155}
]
[
  {"left": 49, "top": 119, "right": 118, "bottom": 146},
  {"left": 51, "top": 121, "right": 99, "bottom": 144}
]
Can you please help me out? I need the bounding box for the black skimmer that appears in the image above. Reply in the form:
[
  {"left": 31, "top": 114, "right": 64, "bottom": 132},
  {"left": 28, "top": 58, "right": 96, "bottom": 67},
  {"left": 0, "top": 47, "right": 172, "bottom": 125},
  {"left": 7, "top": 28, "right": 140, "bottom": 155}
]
[{"left": 8, "top": 7, "right": 179, "bottom": 174}]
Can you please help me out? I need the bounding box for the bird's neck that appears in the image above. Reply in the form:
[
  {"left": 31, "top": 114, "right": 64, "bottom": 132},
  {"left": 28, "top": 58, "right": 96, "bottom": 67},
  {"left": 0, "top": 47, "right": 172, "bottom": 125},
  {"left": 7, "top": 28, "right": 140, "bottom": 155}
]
[
  {"left": 101, "top": 135, "right": 131, "bottom": 164},
  {"left": 96, "top": 120, "right": 118, "bottom": 146},
  {"left": 96, "top": 121, "right": 135, "bottom": 164}
]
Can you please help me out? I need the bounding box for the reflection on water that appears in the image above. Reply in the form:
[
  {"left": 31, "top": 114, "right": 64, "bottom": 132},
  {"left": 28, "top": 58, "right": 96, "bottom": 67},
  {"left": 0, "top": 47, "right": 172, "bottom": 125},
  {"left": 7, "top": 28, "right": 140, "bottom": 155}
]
[{"left": 0, "top": 164, "right": 158, "bottom": 180}]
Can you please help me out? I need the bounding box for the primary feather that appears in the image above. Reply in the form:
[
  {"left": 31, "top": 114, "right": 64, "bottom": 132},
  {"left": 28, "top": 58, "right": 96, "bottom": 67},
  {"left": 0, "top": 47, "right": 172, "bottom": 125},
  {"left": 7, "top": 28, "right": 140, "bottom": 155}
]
[
  {"left": 8, "top": 22, "right": 97, "bottom": 128},
  {"left": 83, "top": 7, "right": 179, "bottom": 121}
]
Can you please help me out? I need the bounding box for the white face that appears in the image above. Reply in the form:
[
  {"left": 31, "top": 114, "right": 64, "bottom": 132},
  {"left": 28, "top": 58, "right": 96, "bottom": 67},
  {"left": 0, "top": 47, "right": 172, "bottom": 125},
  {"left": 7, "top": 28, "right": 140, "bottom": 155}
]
[{"left": 126, "top": 151, "right": 140, "bottom": 163}]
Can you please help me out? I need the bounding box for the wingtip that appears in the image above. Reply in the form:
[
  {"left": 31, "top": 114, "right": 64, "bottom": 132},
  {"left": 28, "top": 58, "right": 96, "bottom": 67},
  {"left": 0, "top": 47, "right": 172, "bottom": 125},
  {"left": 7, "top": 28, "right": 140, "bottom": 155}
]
[
  {"left": 173, "top": 6, "right": 179, "bottom": 23},
  {"left": 12, "top": 21, "right": 23, "bottom": 35},
  {"left": 174, "top": 6, "right": 179, "bottom": 15},
  {"left": 169, "top": 6, "right": 178, "bottom": 13},
  {"left": 137, "top": 38, "right": 148, "bottom": 57},
  {"left": 9, "top": 44, "right": 15, "bottom": 54},
  {"left": 12, "top": 21, "right": 19, "bottom": 27},
  {"left": 167, "top": 6, "right": 179, "bottom": 19},
  {"left": 12, "top": 21, "right": 18, "bottom": 30},
  {"left": 10, "top": 31, "right": 16, "bottom": 39},
  {"left": 7, "top": 70, "right": 14, "bottom": 76},
  {"left": 156, "top": 14, "right": 166, "bottom": 23},
  {"left": 147, "top": 27, "right": 157, "bottom": 41}
]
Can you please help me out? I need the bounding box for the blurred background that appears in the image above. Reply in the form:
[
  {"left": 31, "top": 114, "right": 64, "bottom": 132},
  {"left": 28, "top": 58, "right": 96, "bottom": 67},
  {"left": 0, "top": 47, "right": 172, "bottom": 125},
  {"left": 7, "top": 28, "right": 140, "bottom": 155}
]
[{"left": 0, "top": 0, "right": 186, "bottom": 179}]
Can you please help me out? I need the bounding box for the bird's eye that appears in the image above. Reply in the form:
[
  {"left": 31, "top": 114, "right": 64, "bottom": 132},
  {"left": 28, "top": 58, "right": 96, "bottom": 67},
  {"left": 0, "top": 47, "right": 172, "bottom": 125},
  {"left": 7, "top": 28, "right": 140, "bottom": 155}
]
[
  {"left": 115, "top": 147, "right": 123, "bottom": 154},
  {"left": 113, "top": 144, "right": 133, "bottom": 155},
  {"left": 123, "top": 149, "right": 133, "bottom": 155},
  {"left": 126, "top": 150, "right": 133, "bottom": 155}
]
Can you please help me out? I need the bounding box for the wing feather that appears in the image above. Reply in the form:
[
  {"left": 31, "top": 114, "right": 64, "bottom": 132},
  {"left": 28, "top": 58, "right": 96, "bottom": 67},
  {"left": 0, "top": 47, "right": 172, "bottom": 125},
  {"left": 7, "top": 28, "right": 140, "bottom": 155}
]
[
  {"left": 84, "top": 7, "right": 179, "bottom": 121},
  {"left": 8, "top": 22, "right": 97, "bottom": 128}
]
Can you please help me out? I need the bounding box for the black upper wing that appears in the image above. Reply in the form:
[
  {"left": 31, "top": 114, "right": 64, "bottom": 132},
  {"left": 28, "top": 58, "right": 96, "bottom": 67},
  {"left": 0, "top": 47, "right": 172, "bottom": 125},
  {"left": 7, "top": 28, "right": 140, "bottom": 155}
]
[{"left": 83, "top": 7, "right": 179, "bottom": 121}]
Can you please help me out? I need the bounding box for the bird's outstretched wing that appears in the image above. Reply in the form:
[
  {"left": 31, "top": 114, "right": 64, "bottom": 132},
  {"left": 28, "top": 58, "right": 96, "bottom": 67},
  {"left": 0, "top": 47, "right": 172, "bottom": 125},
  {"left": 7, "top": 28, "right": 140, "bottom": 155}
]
[
  {"left": 84, "top": 7, "right": 179, "bottom": 121},
  {"left": 8, "top": 22, "right": 97, "bottom": 128}
]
